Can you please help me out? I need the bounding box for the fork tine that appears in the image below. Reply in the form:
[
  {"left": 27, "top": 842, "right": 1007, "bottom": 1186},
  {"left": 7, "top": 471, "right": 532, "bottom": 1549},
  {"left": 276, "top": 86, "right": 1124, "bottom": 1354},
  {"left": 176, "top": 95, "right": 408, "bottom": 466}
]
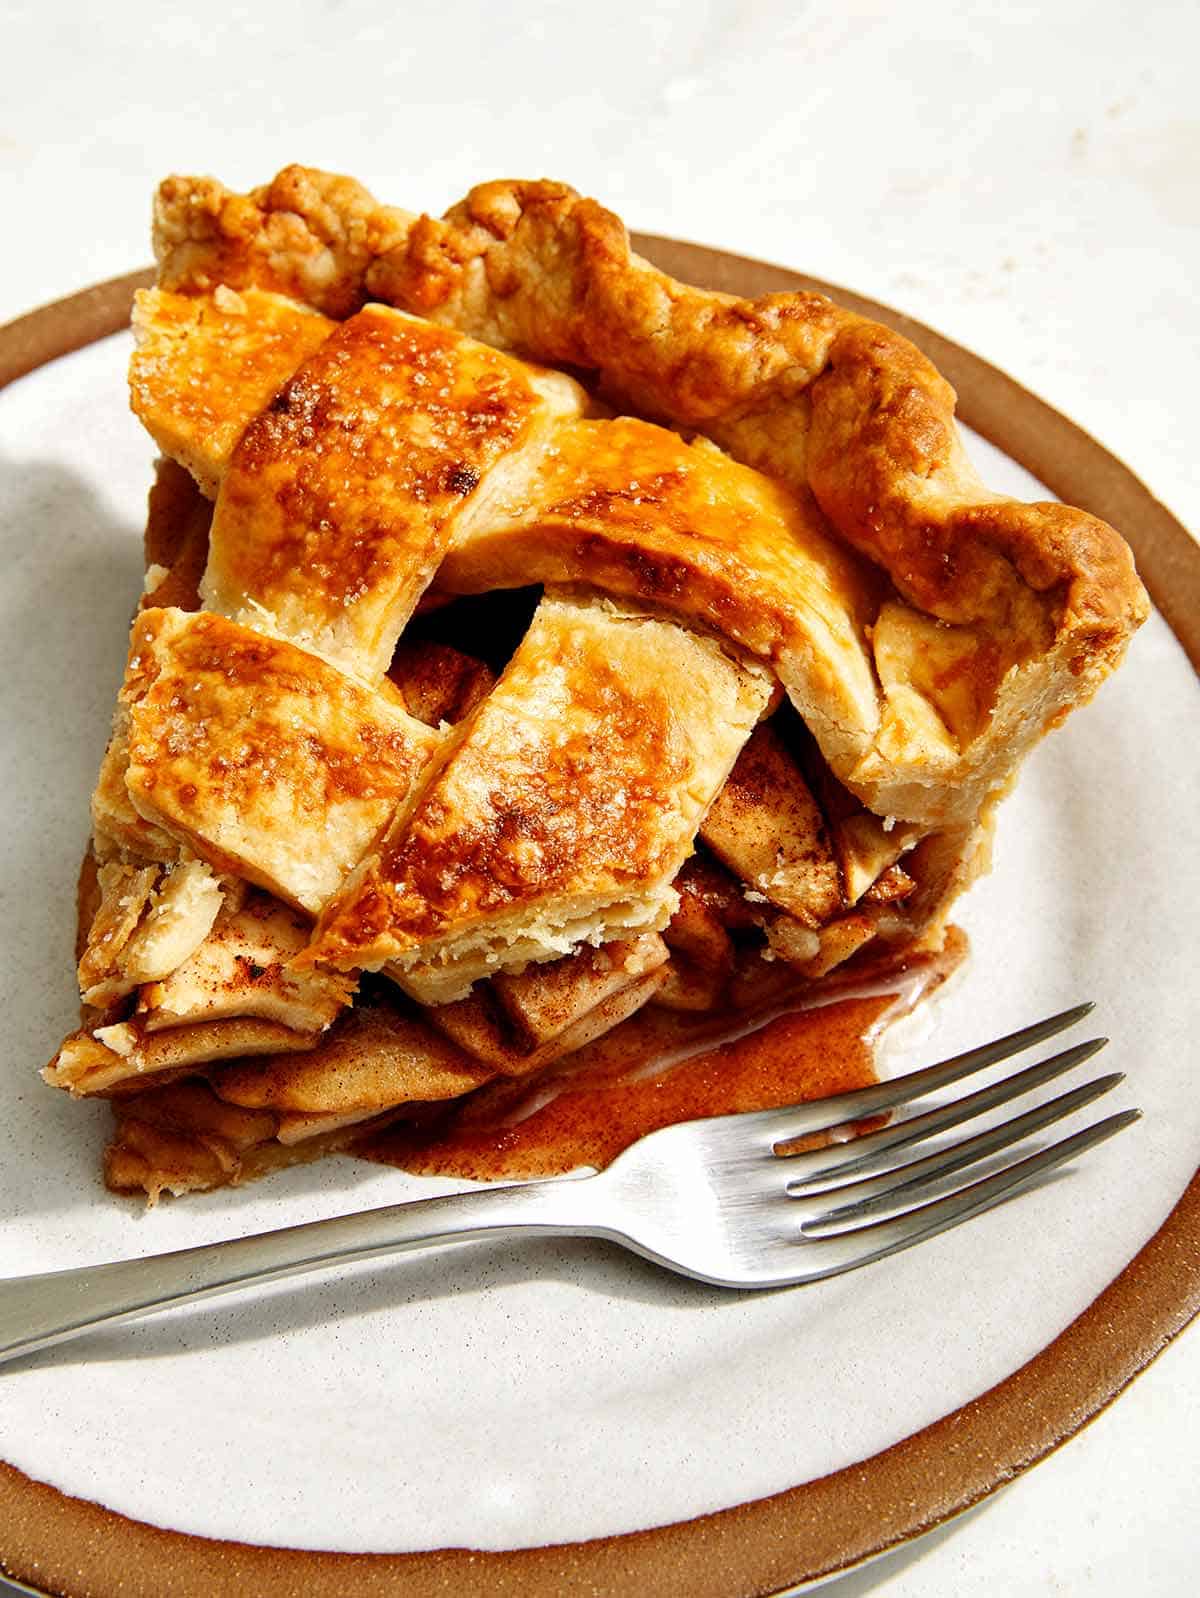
[
  {"left": 784, "top": 1037, "right": 1109, "bottom": 1194},
  {"left": 799, "top": 1071, "right": 1125, "bottom": 1233},
  {"left": 742, "top": 1001, "right": 1096, "bottom": 1147},
  {"left": 792, "top": 1109, "right": 1141, "bottom": 1280}
]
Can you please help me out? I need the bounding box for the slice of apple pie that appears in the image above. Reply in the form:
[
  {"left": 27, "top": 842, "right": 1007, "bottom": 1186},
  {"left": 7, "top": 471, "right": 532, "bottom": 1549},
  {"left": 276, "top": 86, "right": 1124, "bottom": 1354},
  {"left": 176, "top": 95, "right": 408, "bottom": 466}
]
[{"left": 45, "top": 167, "right": 1147, "bottom": 1200}]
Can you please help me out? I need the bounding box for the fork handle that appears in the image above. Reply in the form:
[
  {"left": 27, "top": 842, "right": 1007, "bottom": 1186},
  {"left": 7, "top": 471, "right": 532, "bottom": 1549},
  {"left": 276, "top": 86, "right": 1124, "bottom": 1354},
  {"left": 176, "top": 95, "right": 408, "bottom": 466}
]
[{"left": 0, "top": 1178, "right": 604, "bottom": 1367}]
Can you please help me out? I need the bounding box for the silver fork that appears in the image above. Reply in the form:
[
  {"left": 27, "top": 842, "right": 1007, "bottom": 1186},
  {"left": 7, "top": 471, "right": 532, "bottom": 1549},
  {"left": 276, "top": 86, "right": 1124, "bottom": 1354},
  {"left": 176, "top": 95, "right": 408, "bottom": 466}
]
[{"left": 0, "top": 1003, "right": 1137, "bottom": 1367}]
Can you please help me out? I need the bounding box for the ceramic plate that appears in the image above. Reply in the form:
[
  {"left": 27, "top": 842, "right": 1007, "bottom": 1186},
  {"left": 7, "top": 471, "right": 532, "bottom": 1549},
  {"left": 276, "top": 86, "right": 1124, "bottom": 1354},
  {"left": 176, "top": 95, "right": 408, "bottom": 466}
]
[{"left": 0, "top": 247, "right": 1197, "bottom": 1597}]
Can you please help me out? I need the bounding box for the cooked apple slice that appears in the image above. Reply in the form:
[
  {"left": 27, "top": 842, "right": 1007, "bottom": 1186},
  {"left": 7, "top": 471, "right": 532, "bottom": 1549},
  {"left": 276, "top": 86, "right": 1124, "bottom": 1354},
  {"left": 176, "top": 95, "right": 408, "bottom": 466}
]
[
  {"left": 428, "top": 946, "right": 669, "bottom": 1075},
  {"left": 770, "top": 911, "right": 879, "bottom": 979},
  {"left": 661, "top": 877, "right": 735, "bottom": 976},
  {"left": 103, "top": 1080, "right": 405, "bottom": 1202},
  {"left": 211, "top": 991, "right": 492, "bottom": 1118},
  {"left": 102, "top": 987, "right": 492, "bottom": 1198},
  {"left": 78, "top": 858, "right": 224, "bottom": 1007},
  {"left": 491, "top": 933, "right": 668, "bottom": 1051},
  {"left": 862, "top": 864, "right": 917, "bottom": 906},
  {"left": 44, "top": 1017, "right": 318, "bottom": 1098},
  {"left": 387, "top": 639, "right": 496, "bottom": 727},
  {"left": 655, "top": 866, "right": 738, "bottom": 1013},
  {"left": 135, "top": 893, "right": 354, "bottom": 1034},
  {"left": 139, "top": 457, "right": 213, "bottom": 612},
  {"left": 700, "top": 724, "right": 843, "bottom": 928}
]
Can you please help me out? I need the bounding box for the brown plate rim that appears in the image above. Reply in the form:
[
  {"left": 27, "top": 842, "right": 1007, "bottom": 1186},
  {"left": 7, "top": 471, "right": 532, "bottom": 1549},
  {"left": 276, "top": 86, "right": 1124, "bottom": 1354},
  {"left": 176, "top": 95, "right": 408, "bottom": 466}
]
[{"left": 1, "top": 248, "right": 1197, "bottom": 1598}]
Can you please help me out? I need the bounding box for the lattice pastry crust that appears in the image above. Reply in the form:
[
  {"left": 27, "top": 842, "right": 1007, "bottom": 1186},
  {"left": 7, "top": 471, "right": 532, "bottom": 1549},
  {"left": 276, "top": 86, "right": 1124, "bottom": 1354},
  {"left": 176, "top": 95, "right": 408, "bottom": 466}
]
[{"left": 43, "top": 168, "right": 1147, "bottom": 1199}]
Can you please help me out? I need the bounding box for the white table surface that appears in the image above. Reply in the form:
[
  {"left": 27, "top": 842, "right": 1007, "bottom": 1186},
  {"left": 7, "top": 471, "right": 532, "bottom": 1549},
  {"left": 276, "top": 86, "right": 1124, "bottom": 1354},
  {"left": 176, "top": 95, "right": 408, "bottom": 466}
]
[{"left": 2, "top": 1, "right": 1196, "bottom": 1593}]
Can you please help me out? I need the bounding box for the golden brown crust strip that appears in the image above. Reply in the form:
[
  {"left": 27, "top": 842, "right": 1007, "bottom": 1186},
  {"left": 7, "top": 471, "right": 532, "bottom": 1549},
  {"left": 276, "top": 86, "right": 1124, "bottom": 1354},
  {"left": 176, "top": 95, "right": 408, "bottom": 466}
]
[{"left": 372, "top": 180, "right": 1148, "bottom": 662}]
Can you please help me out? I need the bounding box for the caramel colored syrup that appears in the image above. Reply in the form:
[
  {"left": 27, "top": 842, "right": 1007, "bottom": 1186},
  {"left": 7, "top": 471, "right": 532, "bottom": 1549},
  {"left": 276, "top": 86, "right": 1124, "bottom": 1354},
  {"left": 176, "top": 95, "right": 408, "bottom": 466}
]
[{"left": 361, "top": 931, "right": 965, "bottom": 1183}]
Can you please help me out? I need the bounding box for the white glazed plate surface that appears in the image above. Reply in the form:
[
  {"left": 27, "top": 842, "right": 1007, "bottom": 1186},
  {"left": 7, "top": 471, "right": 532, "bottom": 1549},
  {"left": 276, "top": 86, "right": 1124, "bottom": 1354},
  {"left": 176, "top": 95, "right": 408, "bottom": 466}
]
[{"left": 0, "top": 330, "right": 1197, "bottom": 1555}]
